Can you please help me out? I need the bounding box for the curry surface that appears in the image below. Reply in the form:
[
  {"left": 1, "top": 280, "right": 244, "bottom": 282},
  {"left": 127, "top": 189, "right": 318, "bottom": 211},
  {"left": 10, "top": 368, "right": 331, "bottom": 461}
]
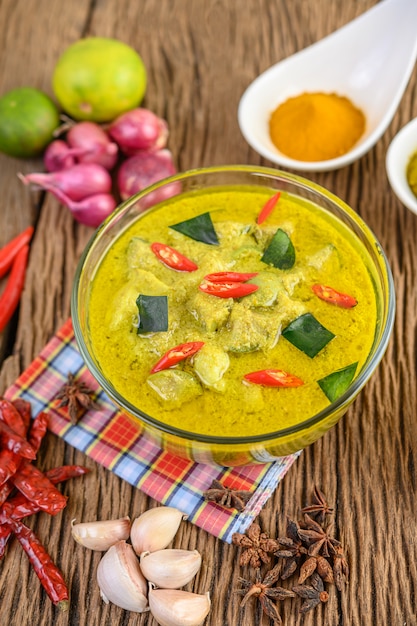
[{"left": 88, "top": 186, "right": 377, "bottom": 437}]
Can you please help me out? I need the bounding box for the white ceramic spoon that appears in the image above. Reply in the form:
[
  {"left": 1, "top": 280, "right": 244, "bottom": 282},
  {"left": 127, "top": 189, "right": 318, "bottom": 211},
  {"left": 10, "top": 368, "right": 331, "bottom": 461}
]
[{"left": 238, "top": 0, "right": 417, "bottom": 172}]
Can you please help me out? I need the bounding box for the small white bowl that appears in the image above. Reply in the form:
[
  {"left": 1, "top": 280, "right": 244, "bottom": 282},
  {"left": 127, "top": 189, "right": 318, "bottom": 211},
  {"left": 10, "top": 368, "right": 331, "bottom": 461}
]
[{"left": 386, "top": 118, "right": 417, "bottom": 216}]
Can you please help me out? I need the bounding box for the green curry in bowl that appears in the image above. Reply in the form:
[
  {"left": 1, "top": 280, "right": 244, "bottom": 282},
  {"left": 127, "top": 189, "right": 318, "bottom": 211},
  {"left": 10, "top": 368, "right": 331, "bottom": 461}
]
[{"left": 87, "top": 185, "right": 377, "bottom": 439}]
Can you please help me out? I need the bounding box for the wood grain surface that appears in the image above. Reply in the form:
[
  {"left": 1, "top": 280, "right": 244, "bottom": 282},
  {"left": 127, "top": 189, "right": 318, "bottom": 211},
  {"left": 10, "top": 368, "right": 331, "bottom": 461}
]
[{"left": 0, "top": 0, "right": 416, "bottom": 624}]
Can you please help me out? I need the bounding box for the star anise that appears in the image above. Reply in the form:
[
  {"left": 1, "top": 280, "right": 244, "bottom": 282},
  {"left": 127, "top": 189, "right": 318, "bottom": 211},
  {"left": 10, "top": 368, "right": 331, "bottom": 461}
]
[
  {"left": 275, "top": 517, "right": 308, "bottom": 579},
  {"left": 232, "top": 522, "right": 279, "bottom": 568},
  {"left": 292, "top": 572, "right": 329, "bottom": 614},
  {"left": 297, "top": 513, "right": 341, "bottom": 558},
  {"left": 333, "top": 545, "right": 349, "bottom": 591},
  {"left": 203, "top": 479, "right": 252, "bottom": 512},
  {"left": 55, "top": 372, "right": 98, "bottom": 424},
  {"left": 236, "top": 564, "right": 295, "bottom": 624},
  {"left": 298, "top": 554, "right": 334, "bottom": 584},
  {"left": 301, "top": 485, "right": 334, "bottom": 524}
]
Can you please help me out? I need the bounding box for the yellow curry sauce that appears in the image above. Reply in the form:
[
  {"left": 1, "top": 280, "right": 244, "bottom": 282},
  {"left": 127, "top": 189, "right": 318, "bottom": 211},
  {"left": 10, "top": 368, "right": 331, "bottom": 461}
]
[{"left": 88, "top": 187, "right": 377, "bottom": 437}]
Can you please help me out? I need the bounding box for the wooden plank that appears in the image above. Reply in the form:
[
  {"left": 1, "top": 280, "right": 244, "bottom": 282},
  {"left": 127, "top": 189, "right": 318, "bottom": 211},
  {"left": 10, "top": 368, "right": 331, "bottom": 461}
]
[{"left": 0, "top": 0, "right": 416, "bottom": 624}]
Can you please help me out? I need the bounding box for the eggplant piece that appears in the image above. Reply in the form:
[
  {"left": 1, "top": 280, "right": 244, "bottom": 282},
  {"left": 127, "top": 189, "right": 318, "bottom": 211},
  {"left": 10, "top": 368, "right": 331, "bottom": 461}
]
[
  {"left": 193, "top": 344, "right": 230, "bottom": 392},
  {"left": 147, "top": 370, "right": 203, "bottom": 408}
]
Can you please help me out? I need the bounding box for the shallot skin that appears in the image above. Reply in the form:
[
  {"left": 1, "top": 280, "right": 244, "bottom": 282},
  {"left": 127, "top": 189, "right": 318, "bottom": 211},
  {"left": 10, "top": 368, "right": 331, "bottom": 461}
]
[
  {"left": 117, "top": 149, "right": 178, "bottom": 205},
  {"left": 109, "top": 108, "right": 169, "bottom": 155},
  {"left": 19, "top": 163, "right": 113, "bottom": 201}
]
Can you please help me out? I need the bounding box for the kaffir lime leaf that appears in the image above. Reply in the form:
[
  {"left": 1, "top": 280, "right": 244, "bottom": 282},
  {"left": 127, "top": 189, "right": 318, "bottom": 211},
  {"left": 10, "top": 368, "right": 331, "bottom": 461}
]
[
  {"left": 52, "top": 37, "right": 147, "bottom": 122},
  {"left": 0, "top": 87, "right": 60, "bottom": 158}
]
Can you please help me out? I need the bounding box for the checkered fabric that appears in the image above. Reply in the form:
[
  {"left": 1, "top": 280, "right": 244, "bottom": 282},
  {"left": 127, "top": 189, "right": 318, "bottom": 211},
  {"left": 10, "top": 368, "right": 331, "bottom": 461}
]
[{"left": 4, "top": 319, "right": 300, "bottom": 543}]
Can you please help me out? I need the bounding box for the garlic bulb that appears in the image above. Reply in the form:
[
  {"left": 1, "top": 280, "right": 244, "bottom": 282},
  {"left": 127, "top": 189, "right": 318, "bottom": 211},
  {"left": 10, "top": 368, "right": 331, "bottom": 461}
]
[
  {"left": 140, "top": 549, "right": 201, "bottom": 589},
  {"left": 148, "top": 584, "right": 211, "bottom": 626},
  {"left": 97, "top": 540, "right": 148, "bottom": 612},
  {"left": 71, "top": 516, "right": 131, "bottom": 551},
  {"left": 131, "top": 506, "right": 187, "bottom": 555}
]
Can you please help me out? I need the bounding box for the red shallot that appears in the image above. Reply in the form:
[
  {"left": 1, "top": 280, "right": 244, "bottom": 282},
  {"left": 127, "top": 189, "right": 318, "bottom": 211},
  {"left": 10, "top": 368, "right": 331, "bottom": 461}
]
[
  {"left": 44, "top": 140, "right": 77, "bottom": 172},
  {"left": 66, "top": 121, "right": 118, "bottom": 170},
  {"left": 42, "top": 185, "right": 117, "bottom": 227},
  {"left": 117, "top": 149, "right": 178, "bottom": 203},
  {"left": 108, "top": 108, "right": 169, "bottom": 155},
  {"left": 19, "top": 163, "right": 112, "bottom": 202}
]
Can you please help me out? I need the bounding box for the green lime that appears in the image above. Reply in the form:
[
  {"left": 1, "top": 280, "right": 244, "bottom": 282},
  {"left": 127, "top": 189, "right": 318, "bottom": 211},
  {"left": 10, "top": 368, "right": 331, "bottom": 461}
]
[
  {"left": 0, "top": 87, "right": 60, "bottom": 158},
  {"left": 52, "top": 37, "right": 147, "bottom": 122}
]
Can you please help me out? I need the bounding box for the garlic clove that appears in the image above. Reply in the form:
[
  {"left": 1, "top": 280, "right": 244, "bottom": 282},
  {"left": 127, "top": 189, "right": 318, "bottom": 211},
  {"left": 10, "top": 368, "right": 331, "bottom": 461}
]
[
  {"left": 97, "top": 540, "right": 148, "bottom": 612},
  {"left": 131, "top": 506, "right": 187, "bottom": 555},
  {"left": 148, "top": 584, "right": 211, "bottom": 626},
  {"left": 140, "top": 549, "right": 202, "bottom": 589},
  {"left": 71, "top": 516, "right": 131, "bottom": 551}
]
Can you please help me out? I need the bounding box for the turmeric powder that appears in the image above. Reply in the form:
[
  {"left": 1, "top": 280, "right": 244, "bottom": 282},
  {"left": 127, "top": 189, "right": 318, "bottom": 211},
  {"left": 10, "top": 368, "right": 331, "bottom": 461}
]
[{"left": 269, "top": 92, "right": 366, "bottom": 162}]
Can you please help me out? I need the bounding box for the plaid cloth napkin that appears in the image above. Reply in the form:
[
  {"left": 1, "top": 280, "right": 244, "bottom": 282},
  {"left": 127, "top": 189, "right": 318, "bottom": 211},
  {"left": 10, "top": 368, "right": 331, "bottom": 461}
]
[{"left": 4, "top": 319, "right": 300, "bottom": 543}]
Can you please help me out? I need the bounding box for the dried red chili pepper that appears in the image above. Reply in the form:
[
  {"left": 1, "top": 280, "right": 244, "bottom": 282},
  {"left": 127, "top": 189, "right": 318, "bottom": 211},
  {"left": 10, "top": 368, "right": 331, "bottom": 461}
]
[
  {"left": 0, "top": 420, "right": 35, "bottom": 459},
  {"left": 199, "top": 280, "right": 258, "bottom": 298},
  {"left": 11, "top": 463, "right": 68, "bottom": 514},
  {"left": 0, "top": 226, "right": 33, "bottom": 278},
  {"left": 244, "top": 369, "right": 304, "bottom": 387},
  {"left": 3, "top": 514, "right": 69, "bottom": 609},
  {"left": 0, "top": 398, "right": 30, "bottom": 436},
  {"left": 203, "top": 271, "right": 258, "bottom": 283},
  {"left": 0, "top": 452, "right": 21, "bottom": 490},
  {"left": 0, "top": 244, "right": 30, "bottom": 332},
  {"left": 11, "top": 399, "right": 32, "bottom": 432},
  {"left": 0, "top": 400, "right": 34, "bottom": 490},
  {"left": 312, "top": 284, "right": 357, "bottom": 309},
  {"left": 0, "top": 465, "right": 89, "bottom": 558},
  {"left": 151, "top": 242, "right": 198, "bottom": 272},
  {"left": 27, "top": 411, "right": 49, "bottom": 453},
  {"left": 151, "top": 341, "right": 205, "bottom": 374},
  {"left": 256, "top": 192, "right": 281, "bottom": 224}
]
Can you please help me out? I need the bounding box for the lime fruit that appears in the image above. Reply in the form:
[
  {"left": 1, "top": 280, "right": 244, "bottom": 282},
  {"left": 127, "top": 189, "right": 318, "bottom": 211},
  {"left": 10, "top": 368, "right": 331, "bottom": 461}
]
[
  {"left": 52, "top": 37, "right": 147, "bottom": 122},
  {"left": 0, "top": 87, "right": 60, "bottom": 158}
]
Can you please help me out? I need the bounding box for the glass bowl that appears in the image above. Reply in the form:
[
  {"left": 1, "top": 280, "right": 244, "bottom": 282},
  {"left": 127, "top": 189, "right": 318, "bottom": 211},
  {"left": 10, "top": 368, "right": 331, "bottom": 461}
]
[{"left": 71, "top": 165, "right": 395, "bottom": 466}]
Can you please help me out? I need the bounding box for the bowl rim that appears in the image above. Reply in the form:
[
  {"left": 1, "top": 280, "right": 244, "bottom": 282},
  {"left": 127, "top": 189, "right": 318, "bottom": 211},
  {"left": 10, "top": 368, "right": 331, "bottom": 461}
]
[
  {"left": 71, "top": 164, "right": 396, "bottom": 445},
  {"left": 386, "top": 116, "right": 417, "bottom": 215}
]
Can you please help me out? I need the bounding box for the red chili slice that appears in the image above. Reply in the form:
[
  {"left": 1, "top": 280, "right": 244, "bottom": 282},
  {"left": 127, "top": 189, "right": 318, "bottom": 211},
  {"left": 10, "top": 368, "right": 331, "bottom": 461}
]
[
  {"left": 203, "top": 271, "right": 258, "bottom": 283},
  {"left": 199, "top": 281, "right": 258, "bottom": 298},
  {"left": 312, "top": 284, "right": 357, "bottom": 309},
  {"left": 256, "top": 192, "right": 281, "bottom": 225},
  {"left": 151, "top": 341, "right": 205, "bottom": 373},
  {"left": 244, "top": 369, "right": 304, "bottom": 387},
  {"left": 151, "top": 242, "right": 198, "bottom": 272}
]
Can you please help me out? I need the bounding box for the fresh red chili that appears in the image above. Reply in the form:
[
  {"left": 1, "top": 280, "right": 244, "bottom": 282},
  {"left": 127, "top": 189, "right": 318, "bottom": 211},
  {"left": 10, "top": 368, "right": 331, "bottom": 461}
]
[
  {"left": 151, "top": 341, "right": 205, "bottom": 374},
  {"left": 0, "top": 244, "right": 30, "bottom": 332},
  {"left": 199, "top": 280, "right": 258, "bottom": 299},
  {"left": 256, "top": 192, "right": 281, "bottom": 225},
  {"left": 11, "top": 463, "right": 68, "bottom": 514},
  {"left": 312, "top": 284, "right": 358, "bottom": 308},
  {"left": 203, "top": 271, "right": 258, "bottom": 283},
  {"left": 244, "top": 369, "right": 304, "bottom": 387},
  {"left": 0, "top": 226, "right": 33, "bottom": 278},
  {"left": 0, "top": 420, "right": 35, "bottom": 459},
  {"left": 151, "top": 242, "right": 198, "bottom": 272},
  {"left": 3, "top": 515, "right": 69, "bottom": 609}
]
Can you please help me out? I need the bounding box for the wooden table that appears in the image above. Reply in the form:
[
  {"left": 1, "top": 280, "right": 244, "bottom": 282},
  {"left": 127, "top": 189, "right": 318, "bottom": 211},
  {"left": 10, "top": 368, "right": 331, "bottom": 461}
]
[{"left": 0, "top": 0, "right": 416, "bottom": 624}]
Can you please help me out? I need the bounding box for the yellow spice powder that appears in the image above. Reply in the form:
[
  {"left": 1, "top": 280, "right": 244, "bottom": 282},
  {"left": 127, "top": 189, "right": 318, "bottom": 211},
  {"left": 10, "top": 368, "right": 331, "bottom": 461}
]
[{"left": 269, "top": 92, "right": 366, "bottom": 162}]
